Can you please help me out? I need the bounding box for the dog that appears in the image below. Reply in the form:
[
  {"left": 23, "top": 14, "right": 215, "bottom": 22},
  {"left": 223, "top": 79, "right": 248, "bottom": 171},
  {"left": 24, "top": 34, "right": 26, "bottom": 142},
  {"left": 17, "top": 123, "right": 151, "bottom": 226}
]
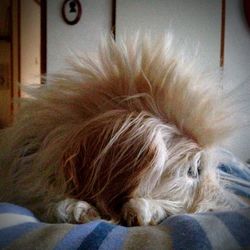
[{"left": 0, "top": 35, "right": 248, "bottom": 226}]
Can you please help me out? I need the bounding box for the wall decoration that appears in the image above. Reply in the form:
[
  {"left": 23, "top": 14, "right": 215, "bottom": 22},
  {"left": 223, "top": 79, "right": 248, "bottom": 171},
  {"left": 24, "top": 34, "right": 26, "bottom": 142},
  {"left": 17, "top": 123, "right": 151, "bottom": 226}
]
[
  {"left": 62, "top": 0, "right": 82, "bottom": 25},
  {"left": 0, "top": 63, "right": 10, "bottom": 89}
]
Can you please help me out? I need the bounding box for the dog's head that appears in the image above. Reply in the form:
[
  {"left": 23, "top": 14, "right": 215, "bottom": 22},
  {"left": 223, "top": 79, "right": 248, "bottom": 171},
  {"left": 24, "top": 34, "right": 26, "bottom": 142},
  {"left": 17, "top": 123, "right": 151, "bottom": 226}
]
[
  {"left": 46, "top": 35, "right": 239, "bottom": 221},
  {"left": 10, "top": 35, "right": 241, "bottom": 222}
]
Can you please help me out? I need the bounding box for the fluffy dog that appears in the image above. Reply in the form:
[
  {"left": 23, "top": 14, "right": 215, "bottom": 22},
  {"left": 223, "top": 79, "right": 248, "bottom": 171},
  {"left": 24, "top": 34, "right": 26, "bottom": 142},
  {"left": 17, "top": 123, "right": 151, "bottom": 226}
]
[{"left": 0, "top": 35, "right": 248, "bottom": 226}]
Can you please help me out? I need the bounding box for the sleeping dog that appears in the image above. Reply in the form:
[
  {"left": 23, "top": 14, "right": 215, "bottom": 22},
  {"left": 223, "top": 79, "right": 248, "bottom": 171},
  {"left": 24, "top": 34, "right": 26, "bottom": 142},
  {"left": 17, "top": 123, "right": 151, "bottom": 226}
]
[{"left": 0, "top": 35, "right": 247, "bottom": 226}]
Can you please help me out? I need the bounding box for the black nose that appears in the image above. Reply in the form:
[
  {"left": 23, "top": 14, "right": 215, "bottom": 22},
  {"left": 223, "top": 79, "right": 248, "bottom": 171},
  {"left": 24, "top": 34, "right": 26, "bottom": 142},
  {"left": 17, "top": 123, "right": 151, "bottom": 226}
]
[{"left": 188, "top": 167, "right": 198, "bottom": 178}]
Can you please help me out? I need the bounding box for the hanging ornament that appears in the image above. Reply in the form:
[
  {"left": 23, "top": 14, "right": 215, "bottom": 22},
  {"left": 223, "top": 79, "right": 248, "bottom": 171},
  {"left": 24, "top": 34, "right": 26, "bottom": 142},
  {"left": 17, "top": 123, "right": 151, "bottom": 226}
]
[{"left": 62, "top": 0, "right": 82, "bottom": 25}]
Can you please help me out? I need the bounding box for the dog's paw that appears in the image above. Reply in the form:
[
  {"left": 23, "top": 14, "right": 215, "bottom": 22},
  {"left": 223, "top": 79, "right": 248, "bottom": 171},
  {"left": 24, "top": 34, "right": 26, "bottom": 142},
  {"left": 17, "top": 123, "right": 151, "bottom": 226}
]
[
  {"left": 56, "top": 198, "right": 100, "bottom": 223},
  {"left": 122, "top": 198, "right": 167, "bottom": 226}
]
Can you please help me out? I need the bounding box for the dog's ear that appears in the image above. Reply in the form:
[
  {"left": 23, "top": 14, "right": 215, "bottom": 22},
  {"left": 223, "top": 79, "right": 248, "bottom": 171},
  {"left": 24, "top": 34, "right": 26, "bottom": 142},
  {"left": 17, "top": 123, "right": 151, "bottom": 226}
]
[{"left": 60, "top": 111, "right": 159, "bottom": 220}]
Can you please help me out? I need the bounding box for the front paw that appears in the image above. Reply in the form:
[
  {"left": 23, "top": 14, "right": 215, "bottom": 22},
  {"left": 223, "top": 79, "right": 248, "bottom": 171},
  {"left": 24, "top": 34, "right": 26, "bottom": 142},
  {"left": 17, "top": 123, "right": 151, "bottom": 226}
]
[
  {"left": 56, "top": 199, "right": 100, "bottom": 223},
  {"left": 122, "top": 198, "right": 166, "bottom": 226}
]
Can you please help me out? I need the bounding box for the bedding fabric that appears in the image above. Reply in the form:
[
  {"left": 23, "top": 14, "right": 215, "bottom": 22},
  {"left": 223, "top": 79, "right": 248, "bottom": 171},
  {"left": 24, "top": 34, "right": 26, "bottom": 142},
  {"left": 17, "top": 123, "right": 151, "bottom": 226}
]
[{"left": 0, "top": 150, "right": 250, "bottom": 250}]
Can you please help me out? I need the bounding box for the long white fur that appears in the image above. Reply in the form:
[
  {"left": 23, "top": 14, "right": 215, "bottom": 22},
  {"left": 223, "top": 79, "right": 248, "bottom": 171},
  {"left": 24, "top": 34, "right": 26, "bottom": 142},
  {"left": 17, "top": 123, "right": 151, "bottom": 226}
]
[{"left": 0, "top": 34, "right": 249, "bottom": 225}]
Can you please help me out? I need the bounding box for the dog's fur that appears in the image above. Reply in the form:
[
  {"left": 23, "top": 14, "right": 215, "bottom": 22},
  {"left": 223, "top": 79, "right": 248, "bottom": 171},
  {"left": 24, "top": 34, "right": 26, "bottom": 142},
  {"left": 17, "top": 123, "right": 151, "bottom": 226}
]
[{"left": 0, "top": 35, "right": 248, "bottom": 226}]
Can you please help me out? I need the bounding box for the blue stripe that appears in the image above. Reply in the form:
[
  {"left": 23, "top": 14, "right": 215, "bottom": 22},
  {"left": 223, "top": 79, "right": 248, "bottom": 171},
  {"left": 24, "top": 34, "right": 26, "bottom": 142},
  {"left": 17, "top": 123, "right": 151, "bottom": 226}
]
[
  {"left": 229, "top": 185, "right": 250, "bottom": 199},
  {"left": 218, "top": 164, "right": 250, "bottom": 182},
  {"left": 0, "top": 222, "right": 44, "bottom": 249},
  {"left": 99, "top": 225, "right": 128, "bottom": 250},
  {"left": 54, "top": 220, "right": 101, "bottom": 250},
  {"left": 163, "top": 215, "right": 212, "bottom": 250},
  {"left": 215, "top": 211, "right": 250, "bottom": 248},
  {"left": 0, "top": 203, "right": 36, "bottom": 217},
  {"left": 218, "top": 163, "right": 250, "bottom": 200},
  {"left": 77, "top": 222, "right": 116, "bottom": 250}
]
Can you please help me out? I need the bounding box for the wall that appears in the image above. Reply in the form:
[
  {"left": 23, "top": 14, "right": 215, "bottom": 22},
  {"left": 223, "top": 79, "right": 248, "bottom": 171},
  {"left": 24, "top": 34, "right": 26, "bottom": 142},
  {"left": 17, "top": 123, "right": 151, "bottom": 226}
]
[
  {"left": 47, "top": 0, "right": 112, "bottom": 74},
  {"left": 222, "top": 0, "right": 250, "bottom": 161},
  {"left": 116, "top": 0, "right": 221, "bottom": 72}
]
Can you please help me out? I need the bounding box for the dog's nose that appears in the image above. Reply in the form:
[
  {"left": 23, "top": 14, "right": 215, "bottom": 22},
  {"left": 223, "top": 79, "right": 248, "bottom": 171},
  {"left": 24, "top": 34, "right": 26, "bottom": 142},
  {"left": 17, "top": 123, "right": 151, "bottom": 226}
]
[{"left": 188, "top": 167, "right": 198, "bottom": 178}]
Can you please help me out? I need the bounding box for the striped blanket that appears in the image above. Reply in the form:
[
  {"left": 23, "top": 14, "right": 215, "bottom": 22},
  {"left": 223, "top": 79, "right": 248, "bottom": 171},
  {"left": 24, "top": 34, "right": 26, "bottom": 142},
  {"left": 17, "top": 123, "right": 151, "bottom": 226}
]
[{"left": 0, "top": 151, "right": 250, "bottom": 250}]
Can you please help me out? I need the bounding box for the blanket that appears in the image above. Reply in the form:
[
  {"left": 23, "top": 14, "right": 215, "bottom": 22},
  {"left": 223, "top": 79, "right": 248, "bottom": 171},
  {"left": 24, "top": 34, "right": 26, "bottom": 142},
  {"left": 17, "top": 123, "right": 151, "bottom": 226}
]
[{"left": 0, "top": 150, "right": 250, "bottom": 250}]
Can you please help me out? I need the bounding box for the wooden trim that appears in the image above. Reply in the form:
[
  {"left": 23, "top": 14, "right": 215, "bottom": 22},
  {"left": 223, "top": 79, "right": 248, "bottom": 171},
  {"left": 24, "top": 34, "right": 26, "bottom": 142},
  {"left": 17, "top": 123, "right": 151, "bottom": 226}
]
[
  {"left": 244, "top": 0, "right": 250, "bottom": 28},
  {"left": 112, "top": 0, "right": 116, "bottom": 39},
  {"left": 41, "top": 0, "right": 47, "bottom": 79},
  {"left": 0, "top": 36, "right": 11, "bottom": 41},
  {"left": 220, "top": 0, "right": 226, "bottom": 68},
  {"left": 17, "top": 0, "right": 21, "bottom": 97},
  {"left": 10, "top": 0, "right": 14, "bottom": 116}
]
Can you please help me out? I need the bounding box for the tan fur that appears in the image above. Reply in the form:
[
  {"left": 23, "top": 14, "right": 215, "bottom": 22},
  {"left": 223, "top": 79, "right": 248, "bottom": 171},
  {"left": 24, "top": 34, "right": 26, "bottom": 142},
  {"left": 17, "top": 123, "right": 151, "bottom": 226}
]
[{"left": 0, "top": 35, "right": 247, "bottom": 225}]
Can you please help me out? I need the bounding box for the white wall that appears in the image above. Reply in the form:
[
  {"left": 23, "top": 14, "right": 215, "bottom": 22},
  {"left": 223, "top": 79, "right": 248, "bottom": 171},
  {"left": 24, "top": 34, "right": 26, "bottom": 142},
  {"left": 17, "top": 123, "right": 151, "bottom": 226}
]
[
  {"left": 224, "top": 0, "right": 250, "bottom": 90},
  {"left": 47, "top": 0, "right": 112, "bottom": 74},
  {"left": 116, "top": 0, "right": 221, "bottom": 71},
  {"left": 222, "top": 0, "right": 250, "bottom": 161}
]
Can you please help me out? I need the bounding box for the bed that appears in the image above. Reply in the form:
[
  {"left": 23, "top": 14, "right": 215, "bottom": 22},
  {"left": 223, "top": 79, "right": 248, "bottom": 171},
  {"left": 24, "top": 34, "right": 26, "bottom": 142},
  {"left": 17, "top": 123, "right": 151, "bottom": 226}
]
[{"left": 0, "top": 149, "right": 250, "bottom": 250}]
